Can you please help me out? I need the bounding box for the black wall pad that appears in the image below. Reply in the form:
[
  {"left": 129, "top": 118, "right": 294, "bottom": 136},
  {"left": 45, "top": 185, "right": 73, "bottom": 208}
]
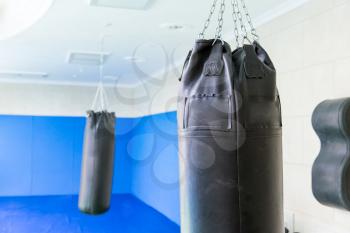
[{"left": 312, "top": 98, "right": 350, "bottom": 210}]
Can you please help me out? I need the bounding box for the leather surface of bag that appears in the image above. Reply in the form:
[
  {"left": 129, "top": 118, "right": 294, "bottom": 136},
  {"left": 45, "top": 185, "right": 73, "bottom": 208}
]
[
  {"left": 177, "top": 39, "right": 283, "bottom": 233},
  {"left": 232, "top": 42, "right": 284, "bottom": 233},
  {"left": 79, "top": 111, "right": 115, "bottom": 215},
  {"left": 312, "top": 98, "right": 350, "bottom": 210}
]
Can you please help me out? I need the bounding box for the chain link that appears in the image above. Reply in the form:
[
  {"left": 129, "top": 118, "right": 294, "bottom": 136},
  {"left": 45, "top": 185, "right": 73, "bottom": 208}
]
[
  {"left": 231, "top": 0, "right": 240, "bottom": 47},
  {"left": 239, "top": 0, "right": 259, "bottom": 41},
  {"left": 198, "top": 0, "right": 219, "bottom": 39},
  {"left": 233, "top": 0, "right": 248, "bottom": 41},
  {"left": 198, "top": 0, "right": 259, "bottom": 44},
  {"left": 214, "top": 0, "right": 226, "bottom": 39}
]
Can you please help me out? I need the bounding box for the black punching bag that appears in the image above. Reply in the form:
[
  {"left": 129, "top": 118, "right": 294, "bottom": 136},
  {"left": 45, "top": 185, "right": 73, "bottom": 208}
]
[
  {"left": 79, "top": 111, "right": 115, "bottom": 215},
  {"left": 177, "top": 39, "right": 283, "bottom": 233},
  {"left": 233, "top": 42, "right": 284, "bottom": 233},
  {"left": 178, "top": 40, "right": 240, "bottom": 233}
]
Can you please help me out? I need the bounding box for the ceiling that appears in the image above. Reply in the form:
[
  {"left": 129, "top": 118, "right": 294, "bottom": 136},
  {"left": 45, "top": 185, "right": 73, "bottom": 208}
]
[{"left": 0, "top": 0, "right": 302, "bottom": 86}]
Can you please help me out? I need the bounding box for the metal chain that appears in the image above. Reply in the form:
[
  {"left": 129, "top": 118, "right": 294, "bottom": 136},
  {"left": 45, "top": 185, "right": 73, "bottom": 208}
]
[
  {"left": 233, "top": 0, "right": 248, "bottom": 41},
  {"left": 231, "top": 0, "right": 240, "bottom": 47},
  {"left": 198, "top": 0, "right": 259, "bottom": 44},
  {"left": 214, "top": 0, "right": 226, "bottom": 39},
  {"left": 239, "top": 0, "right": 259, "bottom": 41},
  {"left": 198, "top": 0, "right": 219, "bottom": 39}
]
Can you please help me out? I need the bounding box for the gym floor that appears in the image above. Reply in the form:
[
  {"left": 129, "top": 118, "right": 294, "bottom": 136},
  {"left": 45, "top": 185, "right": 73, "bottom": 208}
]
[{"left": 0, "top": 195, "right": 179, "bottom": 233}]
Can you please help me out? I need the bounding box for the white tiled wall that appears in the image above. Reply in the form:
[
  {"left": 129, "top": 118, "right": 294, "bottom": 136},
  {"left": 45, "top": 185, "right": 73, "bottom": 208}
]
[
  {"left": 258, "top": 0, "right": 350, "bottom": 232},
  {"left": 0, "top": 82, "right": 137, "bottom": 117}
]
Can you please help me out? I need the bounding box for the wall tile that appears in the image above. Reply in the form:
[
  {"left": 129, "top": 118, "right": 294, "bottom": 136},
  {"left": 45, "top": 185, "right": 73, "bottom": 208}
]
[
  {"left": 278, "top": 62, "right": 334, "bottom": 117},
  {"left": 257, "top": 0, "right": 334, "bottom": 38},
  {"left": 332, "top": 3, "right": 350, "bottom": 60},
  {"left": 297, "top": 63, "right": 335, "bottom": 115},
  {"left": 333, "top": 57, "right": 350, "bottom": 98},
  {"left": 283, "top": 117, "right": 304, "bottom": 164},
  {"left": 334, "top": 209, "right": 350, "bottom": 230},
  {"left": 277, "top": 71, "right": 301, "bottom": 116},
  {"left": 302, "top": 117, "right": 320, "bottom": 165},
  {"left": 267, "top": 23, "right": 304, "bottom": 73},
  {"left": 334, "top": 0, "right": 350, "bottom": 7},
  {"left": 295, "top": 212, "right": 336, "bottom": 233},
  {"left": 283, "top": 164, "right": 334, "bottom": 221},
  {"left": 302, "top": 11, "right": 336, "bottom": 67},
  {"left": 299, "top": 0, "right": 335, "bottom": 20},
  {"left": 283, "top": 164, "right": 299, "bottom": 209}
]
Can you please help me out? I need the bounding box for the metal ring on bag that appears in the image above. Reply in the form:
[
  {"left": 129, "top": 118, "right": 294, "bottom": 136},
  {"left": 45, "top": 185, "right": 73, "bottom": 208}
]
[
  {"left": 242, "top": 36, "right": 252, "bottom": 45},
  {"left": 212, "top": 38, "right": 225, "bottom": 46}
]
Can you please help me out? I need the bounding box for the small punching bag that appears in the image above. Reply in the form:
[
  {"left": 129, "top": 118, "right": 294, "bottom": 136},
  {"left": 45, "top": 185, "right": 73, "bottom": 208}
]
[
  {"left": 177, "top": 1, "right": 283, "bottom": 232},
  {"left": 79, "top": 82, "right": 115, "bottom": 215}
]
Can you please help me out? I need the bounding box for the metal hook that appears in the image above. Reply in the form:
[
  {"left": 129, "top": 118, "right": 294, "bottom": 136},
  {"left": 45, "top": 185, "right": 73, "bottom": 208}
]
[
  {"left": 212, "top": 37, "right": 225, "bottom": 46},
  {"left": 242, "top": 35, "right": 253, "bottom": 45}
]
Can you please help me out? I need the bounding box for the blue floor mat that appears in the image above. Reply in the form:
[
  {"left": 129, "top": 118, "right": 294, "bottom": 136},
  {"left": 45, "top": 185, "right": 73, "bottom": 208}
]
[{"left": 0, "top": 194, "right": 180, "bottom": 233}]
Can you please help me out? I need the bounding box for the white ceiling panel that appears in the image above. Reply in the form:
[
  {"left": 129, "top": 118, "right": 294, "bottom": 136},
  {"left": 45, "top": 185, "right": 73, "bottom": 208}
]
[{"left": 0, "top": 0, "right": 308, "bottom": 85}]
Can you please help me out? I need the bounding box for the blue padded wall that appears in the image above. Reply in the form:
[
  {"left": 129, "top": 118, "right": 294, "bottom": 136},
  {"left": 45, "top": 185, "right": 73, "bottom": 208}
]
[
  {"left": 0, "top": 116, "right": 32, "bottom": 195},
  {"left": 0, "top": 112, "right": 180, "bottom": 224},
  {"left": 31, "top": 117, "right": 79, "bottom": 195},
  {"left": 0, "top": 115, "right": 133, "bottom": 196},
  {"left": 126, "top": 112, "right": 180, "bottom": 224}
]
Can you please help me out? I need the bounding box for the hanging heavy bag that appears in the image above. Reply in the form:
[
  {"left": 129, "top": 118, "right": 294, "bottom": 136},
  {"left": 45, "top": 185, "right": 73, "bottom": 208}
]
[
  {"left": 232, "top": 41, "right": 284, "bottom": 233},
  {"left": 178, "top": 0, "right": 284, "bottom": 232},
  {"left": 178, "top": 1, "right": 240, "bottom": 232},
  {"left": 178, "top": 39, "right": 240, "bottom": 233},
  {"left": 79, "top": 45, "right": 116, "bottom": 214},
  {"left": 231, "top": 1, "right": 284, "bottom": 231},
  {"left": 79, "top": 110, "right": 115, "bottom": 215}
]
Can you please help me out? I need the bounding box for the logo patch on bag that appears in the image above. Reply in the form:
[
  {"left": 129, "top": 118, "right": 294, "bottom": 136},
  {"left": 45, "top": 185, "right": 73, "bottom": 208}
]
[{"left": 204, "top": 60, "right": 224, "bottom": 76}]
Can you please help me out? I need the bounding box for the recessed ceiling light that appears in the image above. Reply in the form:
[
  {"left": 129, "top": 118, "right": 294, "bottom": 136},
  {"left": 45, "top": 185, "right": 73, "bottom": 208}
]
[
  {"left": 160, "top": 23, "right": 192, "bottom": 31},
  {"left": 124, "top": 56, "right": 145, "bottom": 63},
  {"left": 0, "top": 70, "right": 49, "bottom": 78},
  {"left": 105, "top": 22, "right": 113, "bottom": 27},
  {"left": 66, "top": 51, "right": 111, "bottom": 66},
  {"left": 88, "top": 0, "right": 151, "bottom": 10}
]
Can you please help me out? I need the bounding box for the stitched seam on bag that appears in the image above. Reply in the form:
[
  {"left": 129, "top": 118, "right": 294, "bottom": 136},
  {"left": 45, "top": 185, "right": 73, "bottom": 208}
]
[
  {"left": 245, "top": 125, "right": 282, "bottom": 129},
  {"left": 234, "top": 91, "right": 243, "bottom": 233},
  {"left": 244, "top": 135, "right": 281, "bottom": 139},
  {"left": 185, "top": 95, "right": 231, "bottom": 130},
  {"left": 178, "top": 135, "right": 237, "bottom": 138}
]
